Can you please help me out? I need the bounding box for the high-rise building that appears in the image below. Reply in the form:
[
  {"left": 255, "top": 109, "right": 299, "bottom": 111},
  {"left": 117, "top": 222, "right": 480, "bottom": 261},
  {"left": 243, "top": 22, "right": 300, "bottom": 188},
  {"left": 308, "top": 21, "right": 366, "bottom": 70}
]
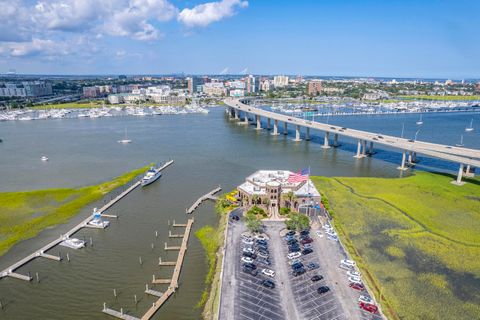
[
  {"left": 273, "top": 75, "right": 289, "bottom": 88},
  {"left": 187, "top": 77, "right": 203, "bottom": 94},
  {"left": 0, "top": 81, "right": 52, "bottom": 97},
  {"left": 246, "top": 75, "right": 259, "bottom": 94},
  {"left": 307, "top": 80, "right": 322, "bottom": 95}
]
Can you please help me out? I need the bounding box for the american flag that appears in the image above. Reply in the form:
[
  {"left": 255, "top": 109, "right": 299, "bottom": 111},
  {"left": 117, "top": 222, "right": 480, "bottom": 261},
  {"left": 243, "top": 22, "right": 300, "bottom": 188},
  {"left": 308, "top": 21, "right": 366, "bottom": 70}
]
[{"left": 287, "top": 168, "right": 310, "bottom": 183}]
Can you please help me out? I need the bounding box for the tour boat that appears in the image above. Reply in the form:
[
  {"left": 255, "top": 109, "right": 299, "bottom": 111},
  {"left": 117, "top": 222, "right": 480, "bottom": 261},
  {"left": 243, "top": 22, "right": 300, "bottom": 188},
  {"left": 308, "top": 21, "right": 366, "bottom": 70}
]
[
  {"left": 41, "top": 156, "right": 49, "bottom": 161},
  {"left": 141, "top": 166, "right": 162, "bottom": 186},
  {"left": 465, "top": 118, "right": 474, "bottom": 132},
  {"left": 60, "top": 237, "right": 86, "bottom": 249},
  {"left": 416, "top": 114, "right": 423, "bottom": 125},
  {"left": 117, "top": 128, "right": 132, "bottom": 144}
]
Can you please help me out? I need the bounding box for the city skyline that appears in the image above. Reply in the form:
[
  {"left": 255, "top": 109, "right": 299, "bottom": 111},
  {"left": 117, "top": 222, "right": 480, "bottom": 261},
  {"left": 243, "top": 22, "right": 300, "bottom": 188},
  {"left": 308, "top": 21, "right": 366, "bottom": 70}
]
[{"left": 0, "top": 0, "right": 479, "bottom": 78}]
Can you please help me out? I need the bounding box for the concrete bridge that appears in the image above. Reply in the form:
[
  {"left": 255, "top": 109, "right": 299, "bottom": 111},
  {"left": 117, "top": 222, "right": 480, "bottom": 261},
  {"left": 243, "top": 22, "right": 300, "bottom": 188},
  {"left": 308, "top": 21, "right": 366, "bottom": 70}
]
[{"left": 224, "top": 98, "right": 479, "bottom": 185}]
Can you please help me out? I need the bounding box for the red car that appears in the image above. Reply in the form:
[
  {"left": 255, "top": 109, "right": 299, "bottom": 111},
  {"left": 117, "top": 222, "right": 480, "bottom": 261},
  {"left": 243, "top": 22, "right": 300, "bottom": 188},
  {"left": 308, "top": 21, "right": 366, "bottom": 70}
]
[
  {"left": 300, "top": 238, "right": 313, "bottom": 245},
  {"left": 359, "top": 302, "right": 378, "bottom": 313},
  {"left": 349, "top": 282, "right": 365, "bottom": 291}
]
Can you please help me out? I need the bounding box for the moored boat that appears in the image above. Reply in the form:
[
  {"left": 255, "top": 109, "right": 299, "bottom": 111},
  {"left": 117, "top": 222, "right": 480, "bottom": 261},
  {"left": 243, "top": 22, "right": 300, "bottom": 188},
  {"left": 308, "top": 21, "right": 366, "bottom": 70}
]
[{"left": 141, "top": 166, "right": 162, "bottom": 186}]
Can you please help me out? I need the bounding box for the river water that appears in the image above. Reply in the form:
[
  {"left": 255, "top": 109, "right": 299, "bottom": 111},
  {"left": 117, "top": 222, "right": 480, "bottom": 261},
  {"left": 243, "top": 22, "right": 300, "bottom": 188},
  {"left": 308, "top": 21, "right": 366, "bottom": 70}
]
[{"left": 0, "top": 108, "right": 478, "bottom": 319}]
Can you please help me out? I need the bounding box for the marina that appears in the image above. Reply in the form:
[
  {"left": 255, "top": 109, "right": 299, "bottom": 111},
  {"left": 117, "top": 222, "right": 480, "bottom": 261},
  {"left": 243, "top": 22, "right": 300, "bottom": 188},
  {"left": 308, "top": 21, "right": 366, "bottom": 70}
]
[{"left": 0, "top": 160, "right": 174, "bottom": 282}]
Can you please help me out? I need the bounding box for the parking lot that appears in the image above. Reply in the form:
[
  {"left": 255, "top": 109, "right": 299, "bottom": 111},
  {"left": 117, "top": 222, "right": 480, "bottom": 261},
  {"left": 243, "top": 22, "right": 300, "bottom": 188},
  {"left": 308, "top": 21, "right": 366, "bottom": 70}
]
[{"left": 220, "top": 210, "right": 384, "bottom": 320}]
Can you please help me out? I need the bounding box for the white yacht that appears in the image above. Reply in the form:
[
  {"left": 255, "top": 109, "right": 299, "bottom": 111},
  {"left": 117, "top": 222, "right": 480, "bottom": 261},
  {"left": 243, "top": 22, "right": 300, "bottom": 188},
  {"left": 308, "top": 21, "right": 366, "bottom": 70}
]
[
  {"left": 41, "top": 156, "right": 49, "bottom": 161},
  {"left": 465, "top": 118, "right": 474, "bottom": 132},
  {"left": 117, "top": 128, "right": 132, "bottom": 144},
  {"left": 141, "top": 166, "right": 162, "bottom": 186},
  {"left": 60, "top": 237, "right": 86, "bottom": 249}
]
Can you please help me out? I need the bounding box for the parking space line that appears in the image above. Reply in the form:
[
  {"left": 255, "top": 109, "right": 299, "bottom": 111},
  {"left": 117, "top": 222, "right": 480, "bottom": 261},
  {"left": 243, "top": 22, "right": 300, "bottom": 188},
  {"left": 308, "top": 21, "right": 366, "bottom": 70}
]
[{"left": 239, "top": 302, "right": 280, "bottom": 320}]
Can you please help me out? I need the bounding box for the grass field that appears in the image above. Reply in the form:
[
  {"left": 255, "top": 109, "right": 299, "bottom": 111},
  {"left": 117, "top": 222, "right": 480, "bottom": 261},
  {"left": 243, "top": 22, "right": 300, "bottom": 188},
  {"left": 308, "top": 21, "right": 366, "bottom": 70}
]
[
  {"left": 312, "top": 172, "right": 480, "bottom": 320},
  {"left": 0, "top": 165, "right": 148, "bottom": 257},
  {"left": 32, "top": 102, "right": 104, "bottom": 109},
  {"left": 398, "top": 95, "right": 480, "bottom": 101}
]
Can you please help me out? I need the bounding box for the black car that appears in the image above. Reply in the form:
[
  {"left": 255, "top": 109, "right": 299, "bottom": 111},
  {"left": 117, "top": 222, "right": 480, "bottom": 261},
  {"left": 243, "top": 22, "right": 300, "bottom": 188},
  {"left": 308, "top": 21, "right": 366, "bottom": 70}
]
[
  {"left": 256, "top": 245, "right": 269, "bottom": 252},
  {"left": 288, "top": 246, "right": 301, "bottom": 253},
  {"left": 317, "top": 286, "right": 330, "bottom": 294},
  {"left": 243, "top": 262, "right": 257, "bottom": 270},
  {"left": 311, "top": 275, "right": 324, "bottom": 282},
  {"left": 291, "top": 262, "right": 304, "bottom": 270},
  {"left": 302, "top": 248, "right": 313, "bottom": 255},
  {"left": 307, "top": 262, "right": 319, "bottom": 270},
  {"left": 286, "top": 230, "right": 296, "bottom": 236},
  {"left": 261, "top": 279, "right": 275, "bottom": 289},
  {"left": 257, "top": 258, "right": 271, "bottom": 265},
  {"left": 230, "top": 214, "right": 240, "bottom": 221},
  {"left": 292, "top": 268, "right": 306, "bottom": 277},
  {"left": 287, "top": 239, "right": 298, "bottom": 246},
  {"left": 242, "top": 251, "right": 257, "bottom": 259},
  {"left": 243, "top": 267, "right": 258, "bottom": 276},
  {"left": 256, "top": 239, "right": 268, "bottom": 246},
  {"left": 300, "top": 229, "right": 310, "bottom": 236}
]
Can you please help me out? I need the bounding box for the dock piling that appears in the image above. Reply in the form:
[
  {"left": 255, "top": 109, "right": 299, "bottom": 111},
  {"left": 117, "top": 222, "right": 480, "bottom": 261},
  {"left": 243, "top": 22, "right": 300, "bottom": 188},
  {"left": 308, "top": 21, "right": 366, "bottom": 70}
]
[
  {"left": 67, "top": 253, "right": 70, "bottom": 262},
  {"left": 151, "top": 243, "right": 154, "bottom": 250},
  {"left": 139, "top": 256, "right": 143, "bottom": 265},
  {"left": 134, "top": 294, "right": 138, "bottom": 305},
  {"left": 113, "top": 289, "right": 117, "bottom": 298},
  {"left": 36, "top": 272, "right": 39, "bottom": 283},
  {"left": 155, "top": 231, "right": 158, "bottom": 238},
  {"left": 90, "top": 237, "right": 93, "bottom": 246}
]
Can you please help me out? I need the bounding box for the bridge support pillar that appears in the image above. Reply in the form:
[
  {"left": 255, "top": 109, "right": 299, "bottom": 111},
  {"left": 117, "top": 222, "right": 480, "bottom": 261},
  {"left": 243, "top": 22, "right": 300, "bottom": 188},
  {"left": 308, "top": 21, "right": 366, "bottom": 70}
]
[
  {"left": 267, "top": 118, "right": 271, "bottom": 130},
  {"left": 255, "top": 115, "right": 262, "bottom": 130},
  {"left": 397, "top": 150, "right": 408, "bottom": 170},
  {"left": 464, "top": 165, "right": 475, "bottom": 178},
  {"left": 451, "top": 164, "right": 465, "bottom": 186},
  {"left": 305, "top": 127, "right": 310, "bottom": 141},
  {"left": 271, "top": 120, "right": 279, "bottom": 135},
  {"left": 354, "top": 139, "right": 365, "bottom": 158},
  {"left": 322, "top": 132, "right": 330, "bottom": 149},
  {"left": 293, "top": 125, "right": 302, "bottom": 141},
  {"left": 283, "top": 122, "right": 288, "bottom": 135},
  {"left": 333, "top": 133, "right": 339, "bottom": 147},
  {"left": 368, "top": 141, "right": 374, "bottom": 155},
  {"left": 362, "top": 140, "right": 367, "bottom": 156},
  {"left": 242, "top": 112, "right": 249, "bottom": 125},
  {"left": 234, "top": 109, "right": 239, "bottom": 120}
]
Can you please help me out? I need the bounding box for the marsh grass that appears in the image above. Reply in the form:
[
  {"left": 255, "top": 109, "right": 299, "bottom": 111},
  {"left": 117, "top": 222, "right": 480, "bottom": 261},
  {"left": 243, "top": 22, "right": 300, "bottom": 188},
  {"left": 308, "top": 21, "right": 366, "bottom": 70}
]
[
  {"left": 312, "top": 172, "right": 480, "bottom": 320},
  {"left": 0, "top": 165, "right": 148, "bottom": 256}
]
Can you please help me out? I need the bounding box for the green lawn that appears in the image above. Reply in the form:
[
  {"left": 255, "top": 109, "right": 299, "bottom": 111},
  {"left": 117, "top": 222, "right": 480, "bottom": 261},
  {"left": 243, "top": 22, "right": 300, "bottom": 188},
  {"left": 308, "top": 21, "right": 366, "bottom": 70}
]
[
  {"left": 312, "top": 172, "right": 480, "bottom": 320},
  {"left": 32, "top": 102, "right": 105, "bottom": 109},
  {"left": 398, "top": 95, "right": 480, "bottom": 101},
  {"left": 0, "top": 165, "right": 149, "bottom": 256}
]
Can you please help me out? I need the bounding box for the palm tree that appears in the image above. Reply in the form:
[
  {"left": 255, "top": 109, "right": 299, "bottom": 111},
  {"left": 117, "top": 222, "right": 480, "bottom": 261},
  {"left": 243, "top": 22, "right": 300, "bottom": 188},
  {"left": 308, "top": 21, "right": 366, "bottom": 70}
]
[
  {"left": 252, "top": 194, "right": 260, "bottom": 206},
  {"left": 283, "top": 191, "right": 297, "bottom": 209}
]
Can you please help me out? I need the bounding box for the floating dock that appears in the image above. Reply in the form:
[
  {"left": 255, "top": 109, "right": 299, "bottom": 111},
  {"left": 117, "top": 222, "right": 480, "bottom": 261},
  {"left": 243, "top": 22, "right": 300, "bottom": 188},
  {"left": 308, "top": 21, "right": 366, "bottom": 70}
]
[
  {"left": 186, "top": 186, "right": 222, "bottom": 214},
  {"left": 0, "top": 160, "right": 174, "bottom": 282}
]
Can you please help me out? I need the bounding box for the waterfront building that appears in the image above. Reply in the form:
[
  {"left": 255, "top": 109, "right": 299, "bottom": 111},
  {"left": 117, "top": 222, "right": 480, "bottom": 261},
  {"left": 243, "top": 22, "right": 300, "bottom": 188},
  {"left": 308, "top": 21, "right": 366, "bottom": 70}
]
[
  {"left": 229, "top": 89, "right": 245, "bottom": 97},
  {"left": 246, "top": 75, "right": 259, "bottom": 94},
  {"left": 187, "top": 77, "right": 203, "bottom": 94},
  {"left": 0, "top": 81, "right": 52, "bottom": 97},
  {"left": 237, "top": 170, "right": 320, "bottom": 217},
  {"left": 260, "top": 79, "right": 272, "bottom": 91},
  {"left": 307, "top": 80, "right": 322, "bottom": 95},
  {"left": 203, "top": 82, "right": 227, "bottom": 96},
  {"left": 273, "top": 75, "right": 289, "bottom": 88},
  {"left": 82, "top": 86, "right": 100, "bottom": 98}
]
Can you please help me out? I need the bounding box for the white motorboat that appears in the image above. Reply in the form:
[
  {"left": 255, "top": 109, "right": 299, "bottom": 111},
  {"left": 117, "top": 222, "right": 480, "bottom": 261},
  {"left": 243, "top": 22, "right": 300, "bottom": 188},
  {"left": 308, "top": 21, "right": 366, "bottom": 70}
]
[
  {"left": 117, "top": 128, "right": 132, "bottom": 144},
  {"left": 87, "top": 208, "right": 110, "bottom": 228},
  {"left": 141, "top": 166, "right": 162, "bottom": 186},
  {"left": 41, "top": 156, "right": 49, "bottom": 161},
  {"left": 465, "top": 118, "right": 474, "bottom": 132},
  {"left": 60, "top": 237, "right": 86, "bottom": 249}
]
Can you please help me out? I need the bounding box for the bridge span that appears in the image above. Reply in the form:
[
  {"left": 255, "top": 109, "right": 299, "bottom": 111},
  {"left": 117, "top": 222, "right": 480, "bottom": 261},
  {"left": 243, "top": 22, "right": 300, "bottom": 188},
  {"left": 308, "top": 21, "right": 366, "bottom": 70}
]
[{"left": 224, "top": 98, "right": 479, "bottom": 185}]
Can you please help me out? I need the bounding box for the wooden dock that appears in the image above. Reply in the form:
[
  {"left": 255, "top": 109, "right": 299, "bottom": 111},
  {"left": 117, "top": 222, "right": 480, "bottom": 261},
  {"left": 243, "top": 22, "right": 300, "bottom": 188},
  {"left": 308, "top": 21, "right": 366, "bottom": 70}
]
[
  {"left": 103, "top": 303, "right": 140, "bottom": 320},
  {"left": 185, "top": 186, "right": 222, "bottom": 214},
  {"left": 140, "top": 219, "right": 194, "bottom": 320},
  {"left": 0, "top": 160, "right": 174, "bottom": 282}
]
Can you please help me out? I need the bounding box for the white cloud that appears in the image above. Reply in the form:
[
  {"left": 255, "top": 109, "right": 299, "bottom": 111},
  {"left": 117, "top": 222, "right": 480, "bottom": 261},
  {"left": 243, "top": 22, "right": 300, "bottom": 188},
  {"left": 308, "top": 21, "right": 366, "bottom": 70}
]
[
  {"left": 1, "top": 39, "right": 70, "bottom": 58},
  {"left": 178, "top": 0, "right": 248, "bottom": 28}
]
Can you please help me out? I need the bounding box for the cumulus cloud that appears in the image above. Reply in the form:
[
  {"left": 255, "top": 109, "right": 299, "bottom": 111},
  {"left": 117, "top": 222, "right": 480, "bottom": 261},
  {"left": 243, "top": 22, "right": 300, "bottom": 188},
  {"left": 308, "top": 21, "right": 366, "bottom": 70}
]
[{"left": 178, "top": 0, "right": 248, "bottom": 28}]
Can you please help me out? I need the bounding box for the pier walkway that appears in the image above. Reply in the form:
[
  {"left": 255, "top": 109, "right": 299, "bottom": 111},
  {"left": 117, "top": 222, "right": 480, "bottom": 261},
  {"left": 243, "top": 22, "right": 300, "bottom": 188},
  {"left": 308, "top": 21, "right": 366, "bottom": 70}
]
[
  {"left": 0, "top": 160, "right": 174, "bottom": 282},
  {"left": 186, "top": 186, "right": 222, "bottom": 214}
]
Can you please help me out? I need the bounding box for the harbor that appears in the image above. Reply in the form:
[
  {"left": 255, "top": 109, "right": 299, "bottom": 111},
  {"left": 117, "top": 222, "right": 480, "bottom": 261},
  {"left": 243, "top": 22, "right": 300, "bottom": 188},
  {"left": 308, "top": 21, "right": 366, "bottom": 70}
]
[{"left": 0, "top": 160, "right": 174, "bottom": 282}]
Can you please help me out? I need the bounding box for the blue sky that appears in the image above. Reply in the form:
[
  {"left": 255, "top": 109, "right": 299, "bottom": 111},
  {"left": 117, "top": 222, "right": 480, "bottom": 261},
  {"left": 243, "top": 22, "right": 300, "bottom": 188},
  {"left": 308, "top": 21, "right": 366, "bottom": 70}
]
[{"left": 0, "top": 0, "right": 479, "bottom": 78}]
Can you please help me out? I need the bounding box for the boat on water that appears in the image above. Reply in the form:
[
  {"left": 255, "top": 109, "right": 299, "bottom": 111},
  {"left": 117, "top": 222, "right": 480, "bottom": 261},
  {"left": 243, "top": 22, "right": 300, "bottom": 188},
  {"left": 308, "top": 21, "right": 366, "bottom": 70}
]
[
  {"left": 416, "top": 114, "right": 423, "bottom": 125},
  {"left": 465, "top": 118, "right": 474, "bottom": 132},
  {"left": 60, "top": 237, "right": 86, "bottom": 249},
  {"left": 87, "top": 208, "right": 110, "bottom": 228},
  {"left": 117, "top": 128, "right": 132, "bottom": 144},
  {"left": 41, "top": 156, "right": 49, "bottom": 161},
  {"left": 141, "top": 166, "right": 162, "bottom": 186}
]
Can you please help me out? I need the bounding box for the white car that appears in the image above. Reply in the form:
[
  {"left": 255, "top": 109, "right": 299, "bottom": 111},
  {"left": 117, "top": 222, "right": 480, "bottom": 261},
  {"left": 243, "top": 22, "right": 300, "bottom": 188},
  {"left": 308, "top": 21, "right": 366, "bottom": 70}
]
[
  {"left": 348, "top": 275, "right": 362, "bottom": 284},
  {"left": 325, "top": 230, "right": 337, "bottom": 237},
  {"left": 347, "top": 270, "right": 360, "bottom": 278},
  {"left": 257, "top": 251, "right": 269, "bottom": 259},
  {"left": 255, "top": 234, "right": 267, "bottom": 241},
  {"left": 327, "top": 235, "right": 338, "bottom": 241},
  {"left": 341, "top": 259, "right": 356, "bottom": 267},
  {"left": 262, "top": 268, "right": 275, "bottom": 277},
  {"left": 242, "top": 238, "right": 254, "bottom": 245},
  {"left": 243, "top": 247, "right": 255, "bottom": 255},
  {"left": 287, "top": 252, "right": 302, "bottom": 260},
  {"left": 358, "top": 295, "right": 374, "bottom": 305},
  {"left": 322, "top": 224, "right": 333, "bottom": 230},
  {"left": 289, "top": 258, "right": 301, "bottom": 265},
  {"left": 242, "top": 256, "right": 254, "bottom": 264}
]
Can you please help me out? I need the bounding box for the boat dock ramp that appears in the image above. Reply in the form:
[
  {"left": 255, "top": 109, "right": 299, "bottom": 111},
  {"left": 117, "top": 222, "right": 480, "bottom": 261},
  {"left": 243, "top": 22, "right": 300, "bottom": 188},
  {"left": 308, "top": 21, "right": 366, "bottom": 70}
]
[
  {"left": 0, "top": 160, "right": 174, "bottom": 282},
  {"left": 186, "top": 186, "right": 222, "bottom": 214}
]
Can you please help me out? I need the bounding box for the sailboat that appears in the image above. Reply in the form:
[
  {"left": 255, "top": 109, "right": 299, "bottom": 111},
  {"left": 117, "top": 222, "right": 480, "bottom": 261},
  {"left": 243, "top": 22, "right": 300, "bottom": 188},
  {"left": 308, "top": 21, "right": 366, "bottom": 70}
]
[
  {"left": 117, "top": 128, "right": 132, "bottom": 144},
  {"left": 455, "top": 134, "right": 464, "bottom": 147},
  {"left": 416, "top": 114, "right": 423, "bottom": 125},
  {"left": 465, "top": 118, "right": 474, "bottom": 132}
]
